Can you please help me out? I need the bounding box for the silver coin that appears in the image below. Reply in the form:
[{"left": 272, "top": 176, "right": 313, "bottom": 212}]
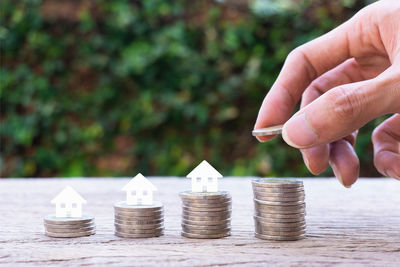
[
  {"left": 255, "top": 221, "right": 306, "bottom": 232},
  {"left": 254, "top": 200, "right": 305, "bottom": 209},
  {"left": 182, "top": 218, "right": 230, "bottom": 226},
  {"left": 114, "top": 201, "right": 163, "bottom": 211},
  {"left": 255, "top": 212, "right": 306, "bottom": 219},
  {"left": 255, "top": 209, "right": 305, "bottom": 217},
  {"left": 181, "top": 231, "right": 230, "bottom": 239},
  {"left": 114, "top": 222, "right": 164, "bottom": 230},
  {"left": 182, "top": 205, "right": 231, "bottom": 212},
  {"left": 44, "top": 215, "right": 95, "bottom": 225},
  {"left": 182, "top": 210, "right": 231, "bottom": 217},
  {"left": 254, "top": 218, "right": 305, "bottom": 227},
  {"left": 114, "top": 213, "right": 163, "bottom": 220},
  {"left": 114, "top": 210, "right": 164, "bottom": 218},
  {"left": 255, "top": 228, "right": 306, "bottom": 237},
  {"left": 44, "top": 222, "right": 95, "bottom": 229},
  {"left": 253, "top": 215, "right": 305, "bottom": 223},
  {"left": 255, "top": 232, "right": 306, "bottom": 241},
  {"left": 181, "top": 227, "right": 230, "bottom": 235},
  {"left": 181, "top": 200, "right": 232, "bottom": 208},
  {"left": 45, "top": 225, "right": 96, "bottom": 233},
  {"left": 252, "top": 186, "right": 305, "bottom": 194},
  {"left": 182, "top": 214, "right": 231, "bottom": 221},
  {"left": 115, "top": 226, "right": 164, "bottom": 234},
  {"left": 252, "top": 179, "right": 303, "bottom": 188},
  {"left": 181, "top": 223, "right": 230, "bottom": 231},
  {"left": 115, "top": 230, "right": 164, "bottom": 238},
  {"left": 252, "top": 124, "right": 283, "bottom": 136},
  {"left": 45, "top": 229, "right": 95, "bottom": 238},
  {"left": 114, "top": 217, "right": 164, "bottom": 225},
  {"left": 181, "top": 197, "right": 232, "bottom": 206},
  {"left": 254, "top": 199, "right": 305, "bottom": 206},
  {"left": 179, "top": 191, "right": 231, "bottom": 200}
]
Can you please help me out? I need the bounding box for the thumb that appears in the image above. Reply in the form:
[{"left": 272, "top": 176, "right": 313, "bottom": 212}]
[{"left": 282, "top": 67, "right": 400, "bottom": 148}]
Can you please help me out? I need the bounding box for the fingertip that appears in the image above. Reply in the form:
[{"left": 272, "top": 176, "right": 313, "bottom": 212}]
[
  {"left": 255, "top": 135, "right": 276, "bottom": 143},
  {"left": 330, "top": 140, "right": 359, "bottom": 188},
  {"left": 301, "top": 146, "right": 329, "bottom": 175}
]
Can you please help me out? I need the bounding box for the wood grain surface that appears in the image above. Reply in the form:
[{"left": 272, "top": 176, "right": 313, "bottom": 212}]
[{"left": 0, "top": 177, "right": 399, "bottom": 266}]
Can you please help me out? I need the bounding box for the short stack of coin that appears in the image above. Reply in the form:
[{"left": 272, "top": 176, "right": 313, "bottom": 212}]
[
  {"left": 114, "top": 201, "right": 164, "bottom": 238},
  {"left": 179, "top": 191, "right": 232, "bottom": 239},
  {"left": 252, "top": 179, "right": 306, "bottom": 241},
  {"left": 44, "top": 215, "right": 96, "bottom": 238}
]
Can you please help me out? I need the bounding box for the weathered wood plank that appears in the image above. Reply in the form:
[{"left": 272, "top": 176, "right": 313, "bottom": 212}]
[{"left": 0, "top": 178, "right": 399, "bottom": 266}]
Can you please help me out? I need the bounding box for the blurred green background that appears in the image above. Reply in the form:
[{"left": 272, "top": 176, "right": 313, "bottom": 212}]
[{"left": 1, "top": 0, "right": 383, "bottom": 178}]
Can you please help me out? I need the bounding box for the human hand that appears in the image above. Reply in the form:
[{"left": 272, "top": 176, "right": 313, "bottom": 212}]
[{"left": 254, "top": 0, "right": 400, "bottom": 187}]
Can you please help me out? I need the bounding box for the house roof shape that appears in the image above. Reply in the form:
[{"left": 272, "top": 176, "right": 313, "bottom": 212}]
[
  {"left": 122, "top": 173, "right": 157, "bottom": 192},
  {"left": 51, "top": 186, "right": 87, "bottom": 204},
  {"left": 186, "top": 160, "right": 223, "bottom": 179}
]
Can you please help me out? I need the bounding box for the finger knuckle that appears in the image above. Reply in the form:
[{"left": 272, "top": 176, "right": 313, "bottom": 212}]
[{"left": 330, "top": 87, "right": 363, "bottom": 121}]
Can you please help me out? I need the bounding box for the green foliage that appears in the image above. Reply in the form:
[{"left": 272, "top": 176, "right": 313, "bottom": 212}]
[{"left": 1, "top": 0, "right": 379, "bottom": 177}]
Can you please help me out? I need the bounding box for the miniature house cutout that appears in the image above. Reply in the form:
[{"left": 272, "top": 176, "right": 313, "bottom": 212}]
[
  {"left": 187, "top": 160, "right": 223, "bottom": 192},
  {"left": 122, "top": 173, "right": 157, "bottom": 205},
  {"left": 51, "top": 186, "right": 87, "bottom": 218}
]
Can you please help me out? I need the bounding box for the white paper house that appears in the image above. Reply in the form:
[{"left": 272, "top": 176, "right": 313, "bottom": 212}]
[
  {"left": 122, "top": 173, "right": 157, "bottom": 205},
  {"left": 187, "top": 160, "right": 223, "bottom": 192},
  {"left": 51, "top": 186, "right": 87, "bottom": 218}
]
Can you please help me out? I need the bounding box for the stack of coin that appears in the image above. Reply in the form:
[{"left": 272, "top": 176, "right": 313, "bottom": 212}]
[
  {"left": 44, "top": 215, "right": 96, "bottom": 238},
  {"left": 114, "top": 201, "right": 164, "bottom": 238},
  {"left": 179, "top": 191, "right": 232, "bottom": 239},
  {"left": 252, "top": 179, "right": 306, "bottom": 241}
]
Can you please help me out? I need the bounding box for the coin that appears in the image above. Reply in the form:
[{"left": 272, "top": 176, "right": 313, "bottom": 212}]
[
  {"left": 252, "top": 179, "right": 303, "bottom": 188},
  {"left": 179, "top": 191, "right": 230, "bottom": 200},
  {"left": 255, "top": 228, "right": 306, "bottom": 236},
  {"left": 45, "top": 229, "right": 96, "bottom": 238},
  {"left": 253, "top": 218, "right": 305, "bottom": 228},
  {"left": 182, "top": 228, "right": 230, "bottom": 236},
  {"left": 114, "top": 217, "right": 164, "bottom": 225},
  {"left": 181, "top": 200, "right": 232, "bottom": 208},
  {"left": 181, "top": 231, "right": 230, "bottom": 239},
  {"left": 255, "top": 212, "right": 306, "bottom": 219},
  {"left": 254, "top": 192, "right": 305, "bottom": 201},
  {"left": 44, "top": 215, "right": 95, "bottom": 225},
  {"left": 182, "top": 210, "right": 231, "bottom": 217},
  {"left": 252, "top": 124, "right": 283, "bottom": 136},
  {"left": 44, "top": 222, "right": 95, "bottom": 229},
  {"left": 252, "top": 186, "right": 305, "bottom": 194},
  {"left": 255, "top": 221, "right": 306, "bottom": 232},
  {"left": 114, "top": 201, "right": 163, "bottom": 211},
  {"left": 253, "top": 215, "right": 305, "bottom": 223},
  {"left": 114, "top": 222, "right": 164, "bottom": 230},
  {"left": 115, "top": 226, "right": 164, "bottom": 234},
  {"left": 182, "top": 205, "right": 230, "bottom": 212},
  {"left": 114, "top": 210, "right": 164, "bottom": 218},
  {"left": 255, "top": 232, "right": 305, "bottom": 241},
  {"left": 45, "top": 225, "right": 96, "bottom": 233},
  {"left": 182, "top": 214, "right": 231, "bottom": 221},
  {"left": 115, "top": 231, "right": 164, "bottom": 238},
  {"left": 181, "top": 197, "right": 232, "bottom": 206},
  {"left": 181, "top": 223, "right": 229, "bottom": 231},
  {"left": 254, "top": 199, "right": 304, "bottom": 206},
  {"left": 182, "top": 218, "right": 230, "bottom": 226},
  {"left": 254, "top": 199, "right": 305, "bottom": 209},
  {"left": 115, "top": 213, "right": 163, "bottom": 221}
]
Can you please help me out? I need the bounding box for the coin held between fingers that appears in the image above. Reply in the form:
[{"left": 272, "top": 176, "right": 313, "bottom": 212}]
[{"left": 252, "top": 124, "right": 284, "bottom": 137}]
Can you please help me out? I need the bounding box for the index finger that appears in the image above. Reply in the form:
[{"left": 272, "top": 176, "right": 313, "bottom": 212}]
[{"left": 254, "top": 17, "right": 355, "bottom": 141}]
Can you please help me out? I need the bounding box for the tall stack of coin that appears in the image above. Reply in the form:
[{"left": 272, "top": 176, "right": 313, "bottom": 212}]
[
  {"left": 114, "top": 201, "right": 164, "bottom": 238},
  {"left": 252, "top": 179, "right": 306, "bottom": 241},
  {"left": 179, "top": 191, "right": 231, "bottom": 239},
  {"left": 44, "top": 215, "right": 96, "bottom": 238}
]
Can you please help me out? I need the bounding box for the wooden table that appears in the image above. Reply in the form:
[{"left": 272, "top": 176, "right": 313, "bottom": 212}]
[{"left": 0, "top": 178, "right": 399, "bottom": 266}]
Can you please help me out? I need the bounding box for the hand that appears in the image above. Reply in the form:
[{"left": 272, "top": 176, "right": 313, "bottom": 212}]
[{"left": 254, "top": 0, "right": 400, "bottom": 187}]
